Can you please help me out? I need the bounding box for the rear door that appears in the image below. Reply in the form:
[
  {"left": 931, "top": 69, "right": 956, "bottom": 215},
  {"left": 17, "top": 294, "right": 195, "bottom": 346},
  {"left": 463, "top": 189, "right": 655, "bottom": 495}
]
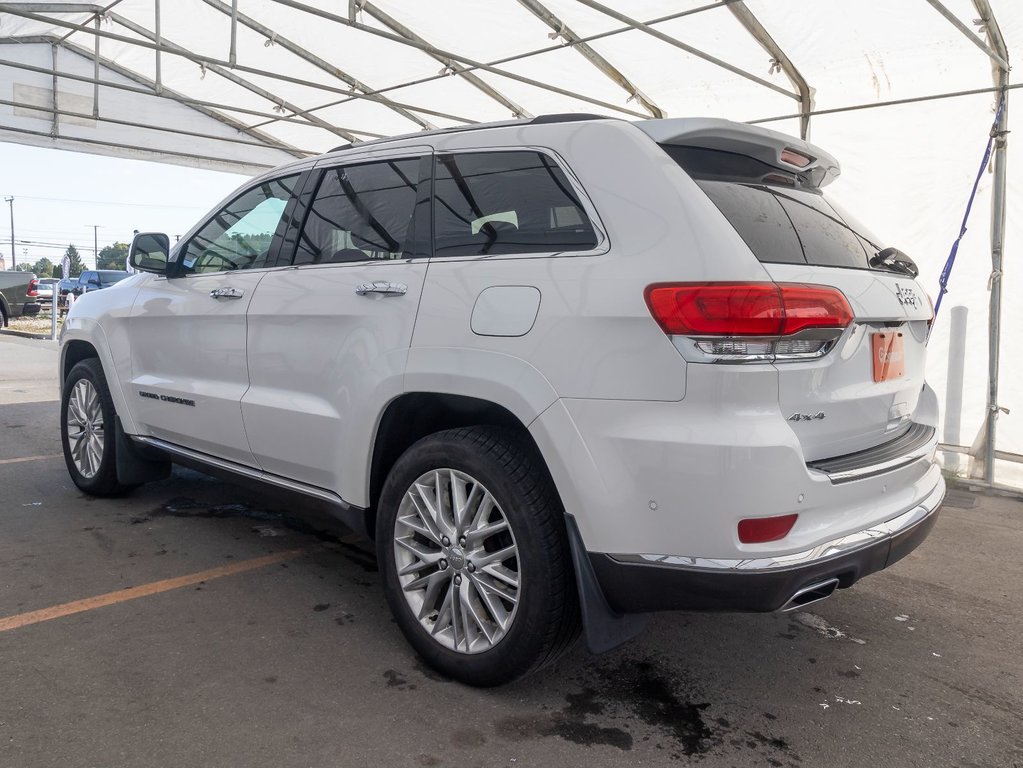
[
  {"left": 129, "top": 173, "right": 300, "bottom": 465},
  {"left": 697, "top": 177, "right": 932, "bottom": 460},
  {"left": 242, "top": 151, "right": 431, "bottom": 491}
]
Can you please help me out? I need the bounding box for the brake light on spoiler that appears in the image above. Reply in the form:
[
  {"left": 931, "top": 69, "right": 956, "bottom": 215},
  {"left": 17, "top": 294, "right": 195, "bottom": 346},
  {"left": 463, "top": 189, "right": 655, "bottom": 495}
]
[{"left": 645, "top": 282, "right": 853, "bottom": 363}]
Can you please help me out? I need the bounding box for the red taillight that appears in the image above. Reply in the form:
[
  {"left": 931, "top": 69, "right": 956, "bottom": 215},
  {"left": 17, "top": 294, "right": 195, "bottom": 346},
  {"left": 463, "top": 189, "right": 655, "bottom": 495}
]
[
  {"left": 27, "top": 278, "right": 38, "bottom": 297},
  {"left": 738, "top": 514, "right": 798, "bottom": 544},
  {"left": 644, "top": 283, "right": 852, "bottom": 337}
]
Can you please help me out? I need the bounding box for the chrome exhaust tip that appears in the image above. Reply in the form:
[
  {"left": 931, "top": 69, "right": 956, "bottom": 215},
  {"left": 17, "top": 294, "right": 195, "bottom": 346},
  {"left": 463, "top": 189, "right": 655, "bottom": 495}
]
[{"left": 778, "top": 577, "right": 840, "bottom": 612}]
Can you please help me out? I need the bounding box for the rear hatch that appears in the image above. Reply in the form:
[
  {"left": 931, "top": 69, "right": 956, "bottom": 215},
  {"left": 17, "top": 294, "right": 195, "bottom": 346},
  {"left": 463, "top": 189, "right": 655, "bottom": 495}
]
[{"left": 644, "top": 120, "right": 933, "bottom": 461}]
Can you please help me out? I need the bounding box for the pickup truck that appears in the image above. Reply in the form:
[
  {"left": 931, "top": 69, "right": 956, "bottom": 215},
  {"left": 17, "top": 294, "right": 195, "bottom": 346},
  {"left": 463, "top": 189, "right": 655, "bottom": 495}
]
[{"left": 0, "top": 271, "right": 42, "bottom": 326}]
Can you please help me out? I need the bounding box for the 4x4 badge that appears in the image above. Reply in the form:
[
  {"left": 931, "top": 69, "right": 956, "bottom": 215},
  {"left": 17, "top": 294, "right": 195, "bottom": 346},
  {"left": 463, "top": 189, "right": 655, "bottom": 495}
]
[{"left": 788, "top": 412, "right": 826, "bottom": 422}]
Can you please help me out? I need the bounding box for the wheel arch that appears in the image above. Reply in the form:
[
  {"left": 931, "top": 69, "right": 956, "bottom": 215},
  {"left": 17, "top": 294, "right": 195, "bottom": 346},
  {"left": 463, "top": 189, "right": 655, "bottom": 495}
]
[
  {"left": 366, "top": 392, "right": 552, "bottom": 539},
  {"left": 61, "top": 339, "right": 100, "bottom": 389}
]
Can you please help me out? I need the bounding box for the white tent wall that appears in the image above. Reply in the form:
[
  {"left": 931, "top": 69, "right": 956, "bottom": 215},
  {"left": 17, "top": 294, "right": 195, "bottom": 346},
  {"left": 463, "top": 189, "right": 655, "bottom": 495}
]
[
  {"left": 0, "top": 41, "right": 303, "bottom": 172},
  {"left": 0, "top": 0, "right": 1020, "bottom": 485}
]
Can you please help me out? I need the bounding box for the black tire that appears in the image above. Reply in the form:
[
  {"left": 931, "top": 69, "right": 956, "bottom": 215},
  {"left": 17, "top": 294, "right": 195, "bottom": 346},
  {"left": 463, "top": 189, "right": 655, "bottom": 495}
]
[
  {"left": 377, "top": 426, "right": 580, "bottom": 686},
  {"left": 61, "top": 358, "right": 134, "bottom": 496}
]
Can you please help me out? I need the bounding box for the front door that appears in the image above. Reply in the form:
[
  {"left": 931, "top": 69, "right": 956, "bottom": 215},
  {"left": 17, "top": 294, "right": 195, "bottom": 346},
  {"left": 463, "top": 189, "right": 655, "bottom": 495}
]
[
  {"left": 129, "top": 174, "right": 301, "bottom": 466},
  {"left": 243, "top": 153, "right": 430, "bottom": 493}
]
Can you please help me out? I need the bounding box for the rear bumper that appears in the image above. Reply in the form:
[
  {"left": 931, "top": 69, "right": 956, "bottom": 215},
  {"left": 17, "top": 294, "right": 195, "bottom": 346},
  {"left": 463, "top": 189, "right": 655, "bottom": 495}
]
[
  {"left": 22, "top": 302, "right": 41, "bottom": 316},
  {"left": 589, "top": 478, "right": 944, "bottom": 613}
]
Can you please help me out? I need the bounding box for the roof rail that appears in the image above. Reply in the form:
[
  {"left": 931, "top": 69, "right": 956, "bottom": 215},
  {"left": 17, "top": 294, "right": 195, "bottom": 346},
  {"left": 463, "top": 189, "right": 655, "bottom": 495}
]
[{"left": 327, "top": 112, "right": 614, "bottom": 153}]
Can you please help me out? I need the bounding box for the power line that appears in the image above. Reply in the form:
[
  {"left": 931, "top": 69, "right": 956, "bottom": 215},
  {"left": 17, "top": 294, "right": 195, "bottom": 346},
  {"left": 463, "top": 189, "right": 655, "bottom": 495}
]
[{"left": 0, "top": 193, "right": 211, "bottom": 210}]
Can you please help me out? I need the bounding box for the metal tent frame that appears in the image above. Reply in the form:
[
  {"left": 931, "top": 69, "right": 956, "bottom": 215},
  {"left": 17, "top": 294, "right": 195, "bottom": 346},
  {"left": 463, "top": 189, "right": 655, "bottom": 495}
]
[{"left": 0, "top": 0, "right": 1016, "bottom": 486}]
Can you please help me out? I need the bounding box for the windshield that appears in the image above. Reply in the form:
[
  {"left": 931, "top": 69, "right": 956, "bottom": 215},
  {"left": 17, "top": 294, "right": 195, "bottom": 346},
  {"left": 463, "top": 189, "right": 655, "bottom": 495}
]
[{"left": 662, "top": 144, "right": 890, "bottom": 271}]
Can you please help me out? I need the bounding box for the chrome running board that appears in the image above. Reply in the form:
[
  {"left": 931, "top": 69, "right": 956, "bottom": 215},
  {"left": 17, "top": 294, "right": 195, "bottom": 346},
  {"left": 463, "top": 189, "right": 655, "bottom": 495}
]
[{"left": 131, "top": 435, "right": 366, "bottom": 532}]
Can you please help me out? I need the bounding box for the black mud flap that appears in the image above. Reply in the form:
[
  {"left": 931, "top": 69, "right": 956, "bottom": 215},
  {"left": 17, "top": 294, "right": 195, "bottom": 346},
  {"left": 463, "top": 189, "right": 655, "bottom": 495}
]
[
  {"left": 565, "top": 514, "right": 648, "bottom": 654},
  {"left": 114, "top": 417, "right": 171, "bottom": 485}
]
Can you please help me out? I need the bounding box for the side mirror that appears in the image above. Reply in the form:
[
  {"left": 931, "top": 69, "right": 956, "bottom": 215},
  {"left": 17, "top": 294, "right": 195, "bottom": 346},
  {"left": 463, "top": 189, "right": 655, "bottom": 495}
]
[{"left": 129, "top": 232, "right": 171, "bottom": 275}]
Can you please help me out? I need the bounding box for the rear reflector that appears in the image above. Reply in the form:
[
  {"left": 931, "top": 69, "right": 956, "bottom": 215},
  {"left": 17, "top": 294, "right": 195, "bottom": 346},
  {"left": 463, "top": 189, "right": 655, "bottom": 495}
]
[
  {"left": 738, "top": 514, "right": 798, "bottom": 544},
  {"left": 644, "top": 283, "right": 853, "bottom": 337}
]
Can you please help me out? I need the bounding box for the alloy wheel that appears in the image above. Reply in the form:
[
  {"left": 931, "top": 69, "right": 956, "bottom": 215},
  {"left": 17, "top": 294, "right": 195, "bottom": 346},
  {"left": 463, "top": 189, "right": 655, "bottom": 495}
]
[
  {"left": 393, "top": 468, "right": 520, "bottom": 654},
  {"left": 66, "top": 378, "right": 105, "bottom": 479}
]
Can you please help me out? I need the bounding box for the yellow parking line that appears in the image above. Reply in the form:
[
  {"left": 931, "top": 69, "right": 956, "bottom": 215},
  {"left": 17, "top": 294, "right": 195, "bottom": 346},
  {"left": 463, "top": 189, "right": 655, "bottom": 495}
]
[
  {"left": 0, "top": 548, "right": 306, "bottom": 633},
  {"left": 0, "top": 454, "right": 63, "bottom": 466}
]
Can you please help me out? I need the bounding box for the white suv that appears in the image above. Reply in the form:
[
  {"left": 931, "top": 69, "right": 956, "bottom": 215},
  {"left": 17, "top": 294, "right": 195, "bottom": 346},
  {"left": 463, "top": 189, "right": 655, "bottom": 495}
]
[{"left": 59, "top": 114, "right": 943, "bottom": 686}]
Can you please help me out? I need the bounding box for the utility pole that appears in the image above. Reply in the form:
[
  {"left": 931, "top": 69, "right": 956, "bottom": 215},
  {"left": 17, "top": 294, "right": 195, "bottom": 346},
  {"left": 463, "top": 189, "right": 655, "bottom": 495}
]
[
  {"left": 88, "top": 225, "right": 101, "bottom": 269},
  {"left": 4, "top": 196, "right": 13, "bottom": 270}
]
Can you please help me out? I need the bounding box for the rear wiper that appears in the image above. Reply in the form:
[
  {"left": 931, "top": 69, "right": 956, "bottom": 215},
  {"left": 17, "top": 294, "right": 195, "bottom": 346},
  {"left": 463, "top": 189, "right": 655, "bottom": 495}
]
[{"left": 869, "top": 247, "right": 919, "bottom": 278}]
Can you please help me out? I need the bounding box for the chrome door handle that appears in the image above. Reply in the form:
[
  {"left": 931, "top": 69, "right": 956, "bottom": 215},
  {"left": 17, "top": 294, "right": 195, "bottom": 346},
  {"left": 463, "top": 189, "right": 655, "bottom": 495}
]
[
  {"left": 355, "top": 281, "right": 408, "bottom": 297},
  {"left": 210, "top": 286, "right": 244, "bottom": 300}
]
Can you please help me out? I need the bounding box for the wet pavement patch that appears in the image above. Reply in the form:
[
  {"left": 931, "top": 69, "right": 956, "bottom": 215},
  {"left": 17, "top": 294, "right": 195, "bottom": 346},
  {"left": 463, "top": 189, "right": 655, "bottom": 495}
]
[
  {"left": 493, "top": 657, "right": 800, "bottom": 764},
  {"left": 383, "top": 669, "right": 416, "bottom": 690}
]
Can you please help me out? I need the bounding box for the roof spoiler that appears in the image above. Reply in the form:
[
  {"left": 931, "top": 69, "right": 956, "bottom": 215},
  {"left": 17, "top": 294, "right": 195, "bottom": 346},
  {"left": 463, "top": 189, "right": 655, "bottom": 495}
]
[{"left": 635, "top": 118, "right": 840, "bottom": 188}]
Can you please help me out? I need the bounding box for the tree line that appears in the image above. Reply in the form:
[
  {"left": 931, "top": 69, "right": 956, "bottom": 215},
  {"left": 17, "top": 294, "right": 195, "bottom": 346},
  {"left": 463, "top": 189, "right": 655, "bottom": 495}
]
[{"left": 13, "top": 242, "right": 128, "bottom": 277}]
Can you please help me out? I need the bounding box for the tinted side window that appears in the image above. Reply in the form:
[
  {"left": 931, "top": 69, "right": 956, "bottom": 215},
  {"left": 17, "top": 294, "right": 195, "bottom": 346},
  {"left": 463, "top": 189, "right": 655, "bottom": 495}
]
[
  {"left": 434, "top": 151, "right": 597, "bottom": 258},
  {"left": 180, "top": 174, "right": 298, "bottom": 275},
  {"left": 292, "top": 158, "right": 421, "bottom": 265}
]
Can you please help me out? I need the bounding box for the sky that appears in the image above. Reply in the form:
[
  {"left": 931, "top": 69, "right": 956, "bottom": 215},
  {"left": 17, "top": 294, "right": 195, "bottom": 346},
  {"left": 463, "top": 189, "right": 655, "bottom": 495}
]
[{"left": 0, "top": 143, "right": 247, "bottom": 271}]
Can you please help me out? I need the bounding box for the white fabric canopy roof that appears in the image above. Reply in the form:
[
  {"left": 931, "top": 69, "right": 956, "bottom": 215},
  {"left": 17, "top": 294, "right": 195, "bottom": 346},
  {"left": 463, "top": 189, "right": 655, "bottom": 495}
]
[{"left": 1, "top": 0, "right": 1021, "bottom": 484}]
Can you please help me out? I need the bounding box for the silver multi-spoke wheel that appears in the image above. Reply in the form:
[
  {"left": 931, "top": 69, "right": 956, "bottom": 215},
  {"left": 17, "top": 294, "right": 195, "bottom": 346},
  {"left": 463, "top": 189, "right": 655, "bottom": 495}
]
[
  {"left": 66, "top": 378, "right": 105, "bottom": 479},
  {"left": 394, "top": 468, "right": 520, "bottom": 654}
]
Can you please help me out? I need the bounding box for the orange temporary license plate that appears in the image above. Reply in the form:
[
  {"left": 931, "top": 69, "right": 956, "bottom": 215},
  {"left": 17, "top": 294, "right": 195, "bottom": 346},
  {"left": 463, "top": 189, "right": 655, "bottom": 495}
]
[{"left": 872, "top": 331, "right": 905, "bottom": 383}]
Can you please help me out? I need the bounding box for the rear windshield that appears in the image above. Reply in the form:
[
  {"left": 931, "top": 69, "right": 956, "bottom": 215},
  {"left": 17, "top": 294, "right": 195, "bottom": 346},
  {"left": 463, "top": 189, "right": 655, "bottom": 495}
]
[{"left": 662, "top": 145, "right": 885, "bottom": 270}]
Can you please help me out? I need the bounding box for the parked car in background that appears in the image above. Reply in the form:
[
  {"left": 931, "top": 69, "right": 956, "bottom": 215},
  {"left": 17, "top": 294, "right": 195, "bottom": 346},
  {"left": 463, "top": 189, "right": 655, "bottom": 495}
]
[
  {"left": 36, "top": 277, "right": 59, "bottom": 307},
  {"left": 58, "top": 277, "right": 79, "bottom": 306},
  {"left": 58, "top": 114, "right": 943, "bottom": 686},
  {"left": 0, "top": 271, "right": 41, "bottom": 326},
  {"left": 73, "top": 270, "right": 130, "bottom": 297}
]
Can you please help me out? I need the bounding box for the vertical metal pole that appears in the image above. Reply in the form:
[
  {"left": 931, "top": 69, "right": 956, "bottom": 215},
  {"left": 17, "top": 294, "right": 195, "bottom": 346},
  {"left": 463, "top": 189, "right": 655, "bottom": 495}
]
[
  {"left": 229, "top": 0, "right": 238, "bottom": 66},
  {"left": 944, "top": 306, "right": 968, "bottom": 473},
  {"left": 155, "top": 0, "right": 162, "bottom": 94},
  {"left": 93, "top": 14, "right": 100, "bottom": 118},
  {"left": 5, "top": 197, "right": 14, "bottom": 270},
  {"left": 50, "top": 43, "right": 59, "bottom": 138},
  {"left": 984, "top": 81, "right": 1008, "bottom": 484},
  {"left": 50, "top": 282, "right": 58, "bottom": 340},
  {"left": 92, "top": 225, "right": 99, "bottom": 269}
]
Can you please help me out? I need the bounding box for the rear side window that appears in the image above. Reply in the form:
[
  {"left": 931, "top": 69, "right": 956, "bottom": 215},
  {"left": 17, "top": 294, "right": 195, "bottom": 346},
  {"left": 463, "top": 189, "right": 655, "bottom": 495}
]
[
  {"left": 292, "top": 158, "right": 421, "bottom": 265},
  {"left": 433, "top": 151, "right": 597, "bottom": 258}
]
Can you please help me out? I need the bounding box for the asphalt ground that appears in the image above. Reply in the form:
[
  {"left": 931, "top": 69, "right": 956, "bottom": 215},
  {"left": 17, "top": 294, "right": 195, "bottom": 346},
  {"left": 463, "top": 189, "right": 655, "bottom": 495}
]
[{"left": 1, "top": 333, "right": 1021, "bottom": 767}]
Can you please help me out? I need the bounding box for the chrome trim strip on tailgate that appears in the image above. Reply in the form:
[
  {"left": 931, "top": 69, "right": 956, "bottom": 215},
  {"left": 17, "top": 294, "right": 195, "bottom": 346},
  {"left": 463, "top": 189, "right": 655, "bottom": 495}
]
[
  {"left": 807, "top": 422, "right": 936, "bottom": 483},
  {"left": 612, "top": 480, "right": 945, "bottom": 572}
]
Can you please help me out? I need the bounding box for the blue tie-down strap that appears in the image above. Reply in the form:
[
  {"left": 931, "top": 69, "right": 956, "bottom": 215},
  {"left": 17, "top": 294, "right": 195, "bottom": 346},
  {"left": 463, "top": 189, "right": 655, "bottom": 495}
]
[{"left": 930, "top": 95, "right": 1006, "bottom": 337}]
